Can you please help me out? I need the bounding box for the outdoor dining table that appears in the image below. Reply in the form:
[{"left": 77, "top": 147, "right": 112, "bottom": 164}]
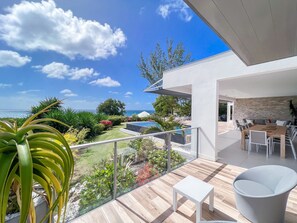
[{"left": 241, "top": 124, "right": 287, "bottom": 158}]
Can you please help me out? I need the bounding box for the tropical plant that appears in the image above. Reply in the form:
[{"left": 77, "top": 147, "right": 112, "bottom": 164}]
[
  {"left": 131, "top": 114, "right": 140, "bottom": 121},
  {"left": 143, "top": 116, "right": 183, "bottom": 150},
  {"left": 94, "top": 123, "right": 105, "bottom": 135},
  {"left": 107, "top": 115, "right": 124, "bottom": 126},
  {"left": 79, "top": 159, "right": 135, "bottom": 212},
  {"left": 128, "top": 138, "right": 156, "bottom": 162},
  {"left": 100, "top": 120, "right": 113, "bottom": 130},
  {"left": 136, "top": 163, "right": 159, "bottom": 186},
  {"left": 31, "top": 97, "right": 62, "bottom": 117},
  {"left": 96, "top": 113, "right": 108, "bottom": 122},
  {"left": 147, "top": 149, "right": 186, "bottom": 173},
  {"left": 97, "top": 98, "right": 126, "bottom": 116},
  {"left": 289, "top": 100, "right": 297, "bottom": 125},
  {"left": 0, "top": 102, "right": 74, "bottom": 223},
  {"left": 76, "top": 111, "right": 97, "bottom": 138}
]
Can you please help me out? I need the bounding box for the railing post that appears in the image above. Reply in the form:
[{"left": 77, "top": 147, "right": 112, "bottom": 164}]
[
  {"left": 167, "top": 133, "right": 171, "bottom": 172},
  {"left": 113, "top": 141, "right": 117, "bottom": 199},
  {"left": 196, "top": 127, "right": 199, "bottom": 158}
]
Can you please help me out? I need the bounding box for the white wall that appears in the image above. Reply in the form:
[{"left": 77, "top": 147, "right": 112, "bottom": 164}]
[{"left": 163, "top": 51, "right": 297, "bottom": 160}]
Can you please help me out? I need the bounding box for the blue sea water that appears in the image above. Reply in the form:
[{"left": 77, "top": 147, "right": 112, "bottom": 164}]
[{"left": 0, "top": 109, "right": 154, "bottom": 118}]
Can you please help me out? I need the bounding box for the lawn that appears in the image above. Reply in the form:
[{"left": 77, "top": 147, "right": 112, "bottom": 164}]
[{"left": 73, "top": 124, "right": 133, "bottom": 182}]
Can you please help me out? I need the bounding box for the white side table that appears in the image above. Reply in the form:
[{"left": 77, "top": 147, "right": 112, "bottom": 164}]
[{"left": 173, "top": 176, "right": 214, "bottom": 222}]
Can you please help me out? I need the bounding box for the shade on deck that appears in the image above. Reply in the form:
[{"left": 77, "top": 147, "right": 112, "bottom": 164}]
[{"left": 72, "top": 159, "right": 297, "bottom": 223}]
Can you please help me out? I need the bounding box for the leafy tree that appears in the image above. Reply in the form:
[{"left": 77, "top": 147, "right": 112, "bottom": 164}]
[
  {"left": 153, "top": 95, "right": 178, "bottom": 117},
  {"left": 97, "top": 98, "right": 126, "bottom": 116},
  {"left": 177, "top": 98, "right": 191, "bottom": 116},
  {"left": 138, "top": 40, "right": 192, "bottom": 116},
  {"left": 138, "top": 39, "right": 192, "bottom": 84}
]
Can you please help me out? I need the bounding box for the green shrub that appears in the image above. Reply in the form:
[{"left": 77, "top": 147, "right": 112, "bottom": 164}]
[
  {"left": 94, "top": 123, "right": 105, "bottom": 135},
  {"left": 131, "top": 114, "right": 140, "bottom": 121},
  {"left": 79, "top": 159, "right": 135, "bottom": 212},
  {"left": 77, "top": 111, "right": 97, "bottom": 138},
  {"left": 96, "top": 113, "right": 108, "bottom": 122},
  {"left": 44, "top": 109, "right": 69, "bottom": 133},
  {"left": 100, "top": 120, "right": 113, "bottom": 130},
  {"left": 107, "top": 115, "right": 124, "bottom": 126},
  {"left": 147, "top": 150, "right": 186, "bottom": 173},
  {"left": 140, "top": 116, "right": 152, "bottom": 121},
  {"left": 15, "top": 117, "right": 27, "bottom": 126},
  {"left": 128, "top": 138, "right": 156, "bottom": 162},
  {"left": 31, "top": 97, "right": 62, "bottom": 118}
]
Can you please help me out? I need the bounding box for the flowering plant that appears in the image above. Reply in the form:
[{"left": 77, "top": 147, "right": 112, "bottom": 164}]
[{"left": 100, "top": 120, "right": 113, "bottom": 129}]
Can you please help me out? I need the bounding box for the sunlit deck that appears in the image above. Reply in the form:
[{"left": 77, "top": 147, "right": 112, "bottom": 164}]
[{"left": 71, "top": 159, "right": 297, "bottom": 223}]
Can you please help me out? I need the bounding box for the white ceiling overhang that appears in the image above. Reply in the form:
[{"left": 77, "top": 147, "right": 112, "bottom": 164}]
[
  {"left": 219, "top": 69, "right": 297, "bottom": 99},
  {"left": 185, "top": 0, "right": 297, "bottom": 65}
]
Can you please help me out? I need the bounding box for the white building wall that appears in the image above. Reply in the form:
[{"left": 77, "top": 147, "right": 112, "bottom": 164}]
[{"left": 163, "top": 51, "right": 297, "bottom": 160}]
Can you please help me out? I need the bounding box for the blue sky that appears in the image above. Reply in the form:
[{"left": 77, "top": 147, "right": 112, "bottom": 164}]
[{"left": 0, "top": 0, "right": 228, "bottom": 111}]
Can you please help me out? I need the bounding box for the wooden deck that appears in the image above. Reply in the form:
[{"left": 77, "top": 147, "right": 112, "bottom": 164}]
[{"left": 72, "top": 159, "right": 297, "bottom": 223}]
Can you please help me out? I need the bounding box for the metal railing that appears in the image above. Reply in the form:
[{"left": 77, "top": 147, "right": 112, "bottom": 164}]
[{"left": 70, "top": 126, "right": 199, "bottom": 218}]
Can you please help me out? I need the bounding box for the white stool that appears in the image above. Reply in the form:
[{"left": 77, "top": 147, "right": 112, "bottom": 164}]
[{"left": 173, "top": 176, "right": 214, "bottom": 222}]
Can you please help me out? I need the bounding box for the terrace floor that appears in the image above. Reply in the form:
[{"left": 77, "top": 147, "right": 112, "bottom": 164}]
[
  {"left": 217, "top": 130, "right": 297, "bottom": 172},
  {"left": 71, "top": 158, "right": 297, "bottom": 223}
]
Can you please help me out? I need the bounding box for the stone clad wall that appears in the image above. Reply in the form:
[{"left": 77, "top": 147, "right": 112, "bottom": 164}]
[{"left": 234, "top": 96, "right": 297, "bottom": 122}]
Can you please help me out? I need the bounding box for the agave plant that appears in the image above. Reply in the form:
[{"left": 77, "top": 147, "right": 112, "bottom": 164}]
[{"left": 0, "top": 102, "right": 74, "bottom": 223}]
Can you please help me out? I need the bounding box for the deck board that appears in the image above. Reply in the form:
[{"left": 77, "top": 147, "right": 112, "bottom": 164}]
[{"left": 72, "top": 159, "right": 297, "bottom": 223}]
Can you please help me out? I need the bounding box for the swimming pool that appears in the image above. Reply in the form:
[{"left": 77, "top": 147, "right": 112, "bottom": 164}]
[{"left": 125, "top": 121, "right": 191, "bottom": 144}]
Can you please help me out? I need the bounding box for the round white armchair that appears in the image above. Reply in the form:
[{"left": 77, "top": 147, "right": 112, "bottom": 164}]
[{"left": 233, "top": 165, "right": 297, "bottom": 223}]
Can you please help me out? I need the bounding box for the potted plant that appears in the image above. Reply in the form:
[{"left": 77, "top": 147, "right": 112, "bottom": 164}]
[
  {"left": 289, "top": 100, "right": 297, "bottom": 125},
  {"left": 0, "top": 102, "right": 74, "bottom": 223}
]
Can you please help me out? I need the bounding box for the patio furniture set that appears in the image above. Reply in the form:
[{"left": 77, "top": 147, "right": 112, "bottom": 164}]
[
  {"left": 237, "top": 119, "right": 297, "bottom": 159},
  {"left": 173, "top": 165, "right": 297, "bottom": 223}
]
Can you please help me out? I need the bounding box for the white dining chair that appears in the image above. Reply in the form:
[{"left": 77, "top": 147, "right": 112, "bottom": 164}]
[
  {"left": 271, "top": 133, "right": 297, "bottom": 160},
  {"left": 248, "top": 130, "right": 271, "bottom": 158}
]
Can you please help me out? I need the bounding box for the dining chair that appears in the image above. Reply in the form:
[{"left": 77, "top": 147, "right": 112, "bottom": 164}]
[
  {"left": 248, "top": 130, "right": 271, "bottom": 158},
  {"left": 236, "top": 120, "right": 245, "bottom": 131},
  {"left": 271, "top": 133, "right": 297, "bottom": 160}
]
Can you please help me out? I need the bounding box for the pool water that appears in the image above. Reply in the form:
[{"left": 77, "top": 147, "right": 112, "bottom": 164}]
[{"left": 129, "top": 121, "right": 191, "bottom": 135}]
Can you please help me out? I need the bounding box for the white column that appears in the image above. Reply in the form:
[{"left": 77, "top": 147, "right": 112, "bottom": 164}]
[{"left": 191, "top": 80, "right": 218, "bottom": 161}]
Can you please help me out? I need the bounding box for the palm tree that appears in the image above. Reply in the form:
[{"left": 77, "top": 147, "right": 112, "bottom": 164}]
[
  {"left": 143, "top": 116, "right": 184, "bottom": 172},
  {"left": 143, "top": 116, "right": 183, "bottom": 150}
]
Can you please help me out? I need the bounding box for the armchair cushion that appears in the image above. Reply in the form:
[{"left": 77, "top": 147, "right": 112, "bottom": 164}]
[{"left": 234, "top": 180, "right": 273, "bottom": 196}]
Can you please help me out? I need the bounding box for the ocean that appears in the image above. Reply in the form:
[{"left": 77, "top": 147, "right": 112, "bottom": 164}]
[{"left": 0, "top": 109, "right": 154, "bottom": 118}]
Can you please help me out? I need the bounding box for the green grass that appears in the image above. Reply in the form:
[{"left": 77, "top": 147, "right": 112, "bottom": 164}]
[{"left": 73, "top": 124, "right": 132, "bottom": 182}]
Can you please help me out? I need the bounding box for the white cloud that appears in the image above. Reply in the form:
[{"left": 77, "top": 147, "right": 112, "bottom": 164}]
[
  {"left": 108, "top": 91, "right": 119, "bottom": 94},
  {"left": 157, "top": 0, "right": 192, "bottom": 22},
  {"left": 0, "top": 83, "right": 12, "bottom": 88},
  {"left": 139, "top": 7, "right": 145, "bottom": 15},
  {"left": 18, "top": 82, "right": 24, "bottom": 86},
  {"left": 124, "top": 91, "right": 133, "bottom": 98},
  {"left": 89, "top": 77, "right": 120, "bottom": 87},
  {"left": 18, "top": 89, "right": 40, "bottom": 94},
  {"left": 0, "top": 50, "right": 31, "bottom": 67},
  {"left": 60, "top": 89, "right": 77, "bottom": 97},
  {"left": 0, "top": 0, "right": 126, "bottom": 60},
  {"left": 34, "top": 62, "right": 98, "bottom": 80}
]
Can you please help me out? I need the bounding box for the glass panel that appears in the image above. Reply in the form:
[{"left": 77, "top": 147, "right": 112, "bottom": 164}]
[
  {"left": 66, "top": 127, "right": 196, "bottom": 221},
  {"left": 71, "top": 141, "right": 115, "bottom": 218}
]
